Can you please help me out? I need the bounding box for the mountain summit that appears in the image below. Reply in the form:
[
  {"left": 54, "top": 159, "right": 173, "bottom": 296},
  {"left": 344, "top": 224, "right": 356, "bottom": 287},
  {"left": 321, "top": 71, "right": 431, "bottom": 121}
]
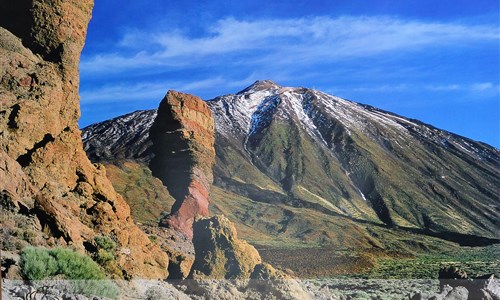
[
  {"left": 83, "top": 81, "right": 499, "bottom": 251},
  {"left": 237, "top": 79, "right": 282, "bottom": 94}
]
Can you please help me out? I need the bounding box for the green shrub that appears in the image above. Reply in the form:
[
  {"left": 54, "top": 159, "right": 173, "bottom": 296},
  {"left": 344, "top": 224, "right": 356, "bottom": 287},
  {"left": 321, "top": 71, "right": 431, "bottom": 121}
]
[
  {"left": 20, "top": 247, "right": 58, "bottom": 280},
  {"left": 19, "top": 247, "right": 120, "bottom": 298},
  {"left": 95, "top": 249, "right": 115, "bottom": 265},
  {"left": 94, "top": 235, "right": 116, "bottom": 252},
  {"left": 93, "top": 235, "right": 122, "bottom": 278},
  {"left": 148, "top": 234, "right": 158, "bottom": 243},
  {"left": 50, "top": 248, "right": 106, "bottom": 280}
]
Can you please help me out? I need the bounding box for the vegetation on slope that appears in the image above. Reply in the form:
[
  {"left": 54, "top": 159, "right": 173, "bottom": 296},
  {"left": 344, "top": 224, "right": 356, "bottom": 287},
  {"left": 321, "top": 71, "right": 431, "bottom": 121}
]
[{"left": 103, "top": 161, "right": 175, "bottom": 225}]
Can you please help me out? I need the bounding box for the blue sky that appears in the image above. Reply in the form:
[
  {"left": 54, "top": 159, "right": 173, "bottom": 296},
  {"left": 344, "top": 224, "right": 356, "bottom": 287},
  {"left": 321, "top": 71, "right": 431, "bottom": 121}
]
[{"left": 79, "top": 0, "right": 499, "bottom": 147}]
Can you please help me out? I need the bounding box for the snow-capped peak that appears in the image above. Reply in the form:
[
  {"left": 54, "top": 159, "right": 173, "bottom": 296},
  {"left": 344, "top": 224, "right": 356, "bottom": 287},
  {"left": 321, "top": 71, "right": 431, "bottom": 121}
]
[
  {"left": 236, "top": 80, "right": 281, "bottom": 95},
  {"left": 207, "top": 80, "right": 416, "bottom": 147}
]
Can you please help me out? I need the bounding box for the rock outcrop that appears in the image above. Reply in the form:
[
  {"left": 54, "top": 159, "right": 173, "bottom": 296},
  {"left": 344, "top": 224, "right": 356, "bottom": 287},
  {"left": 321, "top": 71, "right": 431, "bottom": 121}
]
[
  {"left": 0, "top": 0, "right": 168, "bottom": 278},
  {"left": 411, "top": 267, "right": 500, "bottom": 300},
  {"left": 189, "top": 215, "right": 261, "bottom": 280},
  {"left": 149, "top": 90, "right": 215, "bottom": 238},
  {"left": 186, "top": 215, "right": 312, "bottom": 299}
]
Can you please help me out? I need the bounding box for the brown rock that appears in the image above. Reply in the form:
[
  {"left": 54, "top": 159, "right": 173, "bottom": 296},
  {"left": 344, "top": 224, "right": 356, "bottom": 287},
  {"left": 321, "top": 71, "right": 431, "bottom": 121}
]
[
  {"left": 149, "top": 90, "right": 215, "bottom": 238},
  {"left": 189, "top": 215, "right": 261, "bottom": 279},
  {"left": 250, "top": 263, "right": 289, "bottom": 280},
  {"left": 0, "top": 0, "right": 168, "bottom": 279},
  {"left": 0, "top": 151, "right": 34, "bottom": 212},
  {"left": 186, "top": 221, "right": 312, "bottom": 299},
  {"left": 167, "top": 250, "right": 194, "bottom": 280},
  {"left": 249, "top": 263, "right": 313, "bottom": 300}
]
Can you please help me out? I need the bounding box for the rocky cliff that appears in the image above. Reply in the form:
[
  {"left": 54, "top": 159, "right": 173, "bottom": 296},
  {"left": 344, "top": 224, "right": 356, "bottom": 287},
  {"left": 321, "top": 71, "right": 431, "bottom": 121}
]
[
  {"left": 0, "top": 0, "right": 168, "bottom": 279},
  {"left": 149, "top": 90, "right": 216, "bottom": 238}
]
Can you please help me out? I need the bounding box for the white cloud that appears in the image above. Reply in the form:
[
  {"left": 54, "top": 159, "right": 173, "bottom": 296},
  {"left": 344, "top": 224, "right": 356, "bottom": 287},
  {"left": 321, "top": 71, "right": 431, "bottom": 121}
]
[
  {"left": 79, "top": 74, "right": 260, "bottom": 104},
  {"left": 329, "top": 82, "right": 499, "bottom": 95},
  {"left": 425, "top": 84, "right": 462, "bottom": 91},
  {"left": 80, "top": 82, "right": 167, "bottom": 104},
  {"left": 471, "top": 82, "right": 496, "bottom": 91},
  {"left": 80, "top": 16, "right": 499, "bottom": 74}
]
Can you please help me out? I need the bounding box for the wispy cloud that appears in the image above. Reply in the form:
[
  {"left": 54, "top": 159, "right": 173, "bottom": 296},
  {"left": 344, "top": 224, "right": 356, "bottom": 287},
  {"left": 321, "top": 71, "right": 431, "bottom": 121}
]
[
  {"left": 80, "top": 75, "right": 258, "bottom": 104},
  {"left": 80, "top": 16, "right": 499, "bottom": 74},
  {"left": 425, "top": 84, "right": 461, "bottom": 91},
  {"left": 80, "top": 82, "right": 167, "bottom": 104},
  {"left": 330, "top": 82, "right": 499, "bottom": 96},
  {"left": 470, "top": 82, "right": 497, "bottom": 91}
]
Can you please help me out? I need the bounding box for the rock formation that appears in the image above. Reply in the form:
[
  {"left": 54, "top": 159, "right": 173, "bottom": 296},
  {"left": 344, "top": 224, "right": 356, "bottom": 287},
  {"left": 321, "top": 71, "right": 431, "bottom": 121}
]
[
  {"left": 189, "top": 215, "right": 262, "bottom": 280},
  {"left": 0, "top": 0, "right": 168, "bottom": 278},
  {"left": 149, "top": 90, "right": 215, "bottom": 238},
  {"left": 185, "top": 215, "right": 312, "bottom": 299},
  {"left": 411, "top": 267, "right": 500, "bottom": 300}
]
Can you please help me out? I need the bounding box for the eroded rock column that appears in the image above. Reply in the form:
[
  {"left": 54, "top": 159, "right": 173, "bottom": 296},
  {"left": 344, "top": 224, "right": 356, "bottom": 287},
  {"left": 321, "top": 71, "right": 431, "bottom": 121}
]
[{"left": 149, "top": 90, "right": 215, "bottom": 238}]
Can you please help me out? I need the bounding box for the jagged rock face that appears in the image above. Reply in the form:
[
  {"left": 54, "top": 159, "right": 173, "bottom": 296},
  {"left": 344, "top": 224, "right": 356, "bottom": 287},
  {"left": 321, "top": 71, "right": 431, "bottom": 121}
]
[
  {"left": 0, "top": 0, "right": 168, "bottom": 279},
  {"left": 189, "top": 215, "right": 262, "bottom": 280},
  {"left": 149, "top": 90, "right": 215, "bottom": 238}
]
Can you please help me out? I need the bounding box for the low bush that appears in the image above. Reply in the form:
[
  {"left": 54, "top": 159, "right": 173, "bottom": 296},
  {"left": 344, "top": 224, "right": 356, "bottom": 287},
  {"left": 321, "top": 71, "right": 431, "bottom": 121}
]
[
  {"left": 20, "top": 247, "right": 120, "bottom": 298},
  {"left": 49, "top": 248, "right": 106, "bottom": 280},
  {"left": 94, "top": 235, "right": 116, "bottom": 252},
  {"left": 93, "top": 235, "right": 122, "bottom": 278},
  {"left": 19, "top": 247, "right": 58, "bottom": 280}
]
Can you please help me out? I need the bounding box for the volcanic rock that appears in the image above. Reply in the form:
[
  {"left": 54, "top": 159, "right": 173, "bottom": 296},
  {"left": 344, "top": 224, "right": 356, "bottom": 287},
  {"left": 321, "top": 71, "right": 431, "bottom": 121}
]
[
  {"left": 0, "top": 0, "right": 168, "bottom": 278},
  {"left": 439, "top": 266, "right": 469, "bottom": 289},
  {"left": 149, "top": 90, "right": 215, "bottom": 238},
  {"left": 189, "top": 215, "right": 261, "bottom": 280},
  {"left": 412, "top": 269, "right": 500, "bottom": 300},
  {"left": 186, "top": 216, "right": 312, "bottom": 299},
  {"left": 249, "top": 263, "right": 313, "bottom": 300}
]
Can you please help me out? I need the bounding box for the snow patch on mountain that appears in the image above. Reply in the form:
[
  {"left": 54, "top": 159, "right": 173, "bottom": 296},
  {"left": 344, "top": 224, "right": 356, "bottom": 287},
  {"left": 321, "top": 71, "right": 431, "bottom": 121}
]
[
  {"left": 249, "top": 95, "right": 281, "bottom": 135},
  {"left": 82, "top": 109, "right": 157, "bottom": 161}
]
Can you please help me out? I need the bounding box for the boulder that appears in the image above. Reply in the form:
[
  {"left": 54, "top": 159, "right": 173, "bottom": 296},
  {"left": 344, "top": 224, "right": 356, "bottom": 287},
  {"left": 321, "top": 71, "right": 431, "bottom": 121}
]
[
  {"left": 189, "top": 215, "right": 261, "bottom": 279},
  {"left": 439, "top": 266, "right": 468, "bottom": 290},
  {"left": 249, "top": 263, "right": 313, "bottom": 300},
  {"left": 443, "top": 286, "right": 469, "bottom": 300},
  {"left": 167, "top": 250, "right": 194, "bottom": 280}
]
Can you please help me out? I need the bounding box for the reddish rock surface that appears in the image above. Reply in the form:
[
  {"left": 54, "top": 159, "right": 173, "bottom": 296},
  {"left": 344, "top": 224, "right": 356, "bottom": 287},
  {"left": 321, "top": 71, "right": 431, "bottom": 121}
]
[
  {"left": 0, "top": 0, "right": 168, "bottom": 279},
  {"left": 149, "top": 90, "right": 215, "bottom": 238}
]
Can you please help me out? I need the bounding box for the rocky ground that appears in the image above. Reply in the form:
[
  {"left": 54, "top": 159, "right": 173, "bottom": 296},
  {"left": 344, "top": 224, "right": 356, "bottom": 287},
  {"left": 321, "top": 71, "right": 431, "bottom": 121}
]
[{"left": 3, "top": 277, "right": 499, "bottom": 299}]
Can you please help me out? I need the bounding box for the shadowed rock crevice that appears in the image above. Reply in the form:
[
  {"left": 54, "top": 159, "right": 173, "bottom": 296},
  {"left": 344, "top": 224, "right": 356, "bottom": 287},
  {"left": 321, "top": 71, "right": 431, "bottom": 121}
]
[
  {"left": 351, "top": 174, "right": 393, "bottom": 227},
  {"left": 150, "top": 129, "right": 194, "bottom": 203},
  {"left": 16, "top": 133, "right": 55, "bottom": 167},
  {"left": 7, "top": 104, "right": 21, "bottom": 129},
  {"left": 0, "top": 0, "right": 33, "bottom": 44}
]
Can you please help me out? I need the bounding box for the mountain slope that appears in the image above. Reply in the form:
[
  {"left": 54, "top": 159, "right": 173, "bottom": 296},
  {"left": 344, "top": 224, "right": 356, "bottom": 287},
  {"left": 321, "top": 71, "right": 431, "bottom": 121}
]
[
  {"left": 209, "top": 81, "right": 499, "bottom": 236},
  {"left": 82, "top": 80, "right": 500, "bottom": 250}
]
